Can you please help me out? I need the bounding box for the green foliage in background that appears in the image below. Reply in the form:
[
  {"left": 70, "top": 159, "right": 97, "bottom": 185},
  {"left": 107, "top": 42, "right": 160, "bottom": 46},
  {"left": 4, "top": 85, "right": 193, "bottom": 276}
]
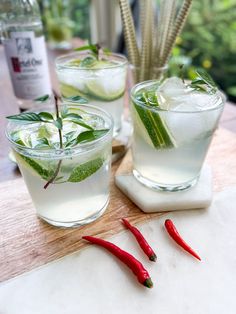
[
  {"left": 69, "top": 0, "right": 90, "bottom": 39},
  {"left": 169, "top": 0, "right": 236, "bottom": 101},
  {"left": 39, "top": 0, "right": 90, "bottom": 41}
]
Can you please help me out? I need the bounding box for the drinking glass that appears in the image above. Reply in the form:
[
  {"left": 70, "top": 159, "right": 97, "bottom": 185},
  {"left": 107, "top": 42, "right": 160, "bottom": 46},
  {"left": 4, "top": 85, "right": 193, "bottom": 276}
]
[
  {"left": 6, "top": 104, "right": 113, "bottom": 227},
  {"left": 130, "top": 80, "right": 225, "bottom": 191}
]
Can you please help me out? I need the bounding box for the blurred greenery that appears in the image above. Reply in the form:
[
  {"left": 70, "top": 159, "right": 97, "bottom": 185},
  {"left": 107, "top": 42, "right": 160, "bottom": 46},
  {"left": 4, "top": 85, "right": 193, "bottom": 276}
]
[
  {"left": 169, "top": 0, "right": 236, "bottom": 102},
  {"left": 38, "top": 0, "right": 90, "bottom": 44}
]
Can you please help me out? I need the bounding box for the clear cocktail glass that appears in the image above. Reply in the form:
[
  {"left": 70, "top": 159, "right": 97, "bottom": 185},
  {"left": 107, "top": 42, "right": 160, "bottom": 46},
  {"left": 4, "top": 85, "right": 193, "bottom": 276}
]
[
  {"left": 55, "top": 51, "right": 128, "bottom": 136},
  {"left": 130, "top": 79, "right": 225, "bottom": 192},
  {"left": 6, "top": 103, "right": 113, "bottom": 227}
]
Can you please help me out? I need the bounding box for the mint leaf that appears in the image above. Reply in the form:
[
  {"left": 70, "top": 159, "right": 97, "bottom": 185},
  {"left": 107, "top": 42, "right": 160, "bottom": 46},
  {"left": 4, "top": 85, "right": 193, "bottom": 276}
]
[{"left": 68, "top": 157, "right": 104, "bottom": 182}]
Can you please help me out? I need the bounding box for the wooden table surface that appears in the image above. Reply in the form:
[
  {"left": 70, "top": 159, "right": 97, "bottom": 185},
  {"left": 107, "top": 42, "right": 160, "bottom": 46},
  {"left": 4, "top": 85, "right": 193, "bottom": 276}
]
[{"left": 0, "top": 42, "right": 236, "bottom": 283}]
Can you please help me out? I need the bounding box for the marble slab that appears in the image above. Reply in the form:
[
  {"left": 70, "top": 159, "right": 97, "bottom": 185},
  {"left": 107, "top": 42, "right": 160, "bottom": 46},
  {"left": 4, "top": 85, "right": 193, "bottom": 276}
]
[{"left": 1, "top": 186, "right": 236, "bottom": 314}]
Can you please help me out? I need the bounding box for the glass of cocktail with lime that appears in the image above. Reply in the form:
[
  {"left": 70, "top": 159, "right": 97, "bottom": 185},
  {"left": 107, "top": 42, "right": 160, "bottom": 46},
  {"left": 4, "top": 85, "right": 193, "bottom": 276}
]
[
  {"left": 6, "top": 101, "right": 113, "bottom": 227},
  {"left": 131, "top": 70, "right": 225, "bottom": 191},
  {"left": 55, "top": 47, "right": 128, "bottom": 136}
]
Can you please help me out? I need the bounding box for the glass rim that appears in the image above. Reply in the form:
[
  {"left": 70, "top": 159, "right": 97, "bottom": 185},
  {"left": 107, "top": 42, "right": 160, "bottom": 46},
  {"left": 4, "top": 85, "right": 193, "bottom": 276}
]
[
  {"left": 6, "top": 104, "right": 114, "bottom": 159},
  {"left": 55, "top": 51, "right": 128, "bottom": 71},
  {"left": 131, "top": 79, "right": 225, "bottom": 114}
]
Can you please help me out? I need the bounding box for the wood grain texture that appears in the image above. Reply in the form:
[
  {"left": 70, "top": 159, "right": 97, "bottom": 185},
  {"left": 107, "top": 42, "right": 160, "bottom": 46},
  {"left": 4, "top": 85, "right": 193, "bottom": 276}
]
[
  {"left": 0, "top": 127, "right": 235, "bottom": 283},
  {"left": 0, "top": 162, "right": 161, "bottom": 283}
]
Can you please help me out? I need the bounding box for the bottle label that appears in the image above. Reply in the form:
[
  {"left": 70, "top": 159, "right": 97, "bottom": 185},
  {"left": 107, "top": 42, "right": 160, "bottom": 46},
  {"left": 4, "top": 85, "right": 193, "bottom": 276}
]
[{"left": 4, "top": 31, "right": 51, "bottom": 100}]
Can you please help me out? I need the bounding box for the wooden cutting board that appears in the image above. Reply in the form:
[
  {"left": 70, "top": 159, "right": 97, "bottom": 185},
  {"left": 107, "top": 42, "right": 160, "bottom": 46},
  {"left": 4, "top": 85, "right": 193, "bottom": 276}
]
[{"left": 0, "top": 128, "right": 236, "bottom": 283}]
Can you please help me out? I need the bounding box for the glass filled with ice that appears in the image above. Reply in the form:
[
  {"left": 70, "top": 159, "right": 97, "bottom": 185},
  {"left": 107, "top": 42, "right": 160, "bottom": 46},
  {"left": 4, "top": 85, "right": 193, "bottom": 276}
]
[
  {"left": 131, "top": 74, "right": 225, "bottom": 191},
  {"left": 55, "top": 51, "right": 128, "bottom": 136},
  {"left": 6, "top": 103, "right": 113, "bottom": 227}
]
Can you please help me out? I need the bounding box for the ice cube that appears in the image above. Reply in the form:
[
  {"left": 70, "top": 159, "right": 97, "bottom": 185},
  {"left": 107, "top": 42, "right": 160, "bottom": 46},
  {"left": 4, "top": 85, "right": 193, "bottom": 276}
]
[
  {"left": 159, "top": 77, "right": 188, "bottom": 98},
  {"left": 171, "top": 91, "right": 220, "bottom": 112},
  {"left": 158, "top": 77, "right": 189, "bottom": 109}
]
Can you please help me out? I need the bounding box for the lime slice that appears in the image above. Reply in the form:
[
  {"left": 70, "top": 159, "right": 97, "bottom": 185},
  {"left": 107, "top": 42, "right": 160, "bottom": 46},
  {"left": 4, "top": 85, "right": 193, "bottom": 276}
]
[
  {"left": 68, "top": 157, "right": 104, "bottom": 182},
  {"left": 11, "top": 130, "right": 32, "bottom": 147},
  {"left": 86, "top": 79, "right": 124, "bottom": 102},
  {"left": 60, "top": 83, "right": 87, "bottom": 99},
  {"left": 15, "top": 153, "right": 54, "bottom": 180},
  {"left": 90, "top": 60, "right": 114, "bottom": 69}
]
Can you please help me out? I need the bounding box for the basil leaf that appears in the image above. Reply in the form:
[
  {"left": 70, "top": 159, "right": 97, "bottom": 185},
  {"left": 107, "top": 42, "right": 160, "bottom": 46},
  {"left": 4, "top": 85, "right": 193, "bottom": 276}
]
[
  {"left": 64, "top": 114, "right": 93, "bottom": 130},
  {"left": 53, "top": 117, "right": 63, "bottom": 130},
  {"left": 74, "top": 45, "right": 97, "bottom": 52},
  {"left": 75, "top": 129, "right": 108, "bottom": 144},
  {"left": 34, "top": 94, "right": 50, "bottom": 102},
  {"left": 38, "top": 112, "right": 54, "bottom": 122},
  {"left": 63, "top": 113, "right": 82, "bottom": 119},
  {"left": 34, "top": 137, "right": 50, "bottom": 148},
  {"left": 66, "top": 95, "right": 88, "bottom": 103},
  {"left": 80, "top": 56, "right": 97, "bottom": 68},
  {"left": 6, "top": 112, "right": 42, "bottom": 122},
  {"left": 64, "top": 131, "right": 76, "bottom": 141},
  {"left": 60, "top": 106, "right": 69, "bottom": 118}
]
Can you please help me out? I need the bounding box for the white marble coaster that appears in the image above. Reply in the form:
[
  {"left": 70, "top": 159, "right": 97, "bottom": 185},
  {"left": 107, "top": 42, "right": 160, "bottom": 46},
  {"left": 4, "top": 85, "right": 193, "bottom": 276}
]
[{"left": 115, "top": 163, "right": 212, "bottom": 212}]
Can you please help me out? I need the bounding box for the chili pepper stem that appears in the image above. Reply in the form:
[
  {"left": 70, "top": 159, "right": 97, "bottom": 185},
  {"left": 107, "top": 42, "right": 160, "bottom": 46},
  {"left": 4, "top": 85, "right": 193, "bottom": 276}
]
[
  {"left": 143, "top": 278, "right": 153, "bottom": 288},
  {"left": 149, "top": 254, "right": 157, "bottom": 262}
]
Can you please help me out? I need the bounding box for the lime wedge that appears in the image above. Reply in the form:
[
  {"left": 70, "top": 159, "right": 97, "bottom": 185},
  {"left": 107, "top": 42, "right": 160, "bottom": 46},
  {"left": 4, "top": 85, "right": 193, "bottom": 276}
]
[{"left": 68, "top": 157, "right": 104, "bottom": 182}]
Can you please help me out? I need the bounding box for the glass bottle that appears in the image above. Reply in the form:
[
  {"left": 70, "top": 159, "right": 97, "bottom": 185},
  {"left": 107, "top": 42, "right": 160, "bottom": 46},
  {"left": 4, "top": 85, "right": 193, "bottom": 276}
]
[{"left": 0, "top": 0, "right": 52, "bottom": 109}]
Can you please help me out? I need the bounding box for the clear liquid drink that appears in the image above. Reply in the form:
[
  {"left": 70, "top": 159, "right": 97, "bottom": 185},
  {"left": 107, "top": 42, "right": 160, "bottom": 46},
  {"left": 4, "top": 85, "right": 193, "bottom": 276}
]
[
  {"left": 56, "top": 52, "right": 127, "bottom": 136},
  {"left": 6, "top": 104, "right": 113, "bottom": 227},
  {"left": 131, "top": 78, "right": 225, "bottom": 191}
]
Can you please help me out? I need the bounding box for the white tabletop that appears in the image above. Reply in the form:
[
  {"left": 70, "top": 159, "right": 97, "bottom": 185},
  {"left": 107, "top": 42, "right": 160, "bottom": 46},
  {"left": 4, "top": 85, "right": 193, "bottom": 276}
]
[{"left": 0, "top": 186, "right": 236, "bottom": 314}]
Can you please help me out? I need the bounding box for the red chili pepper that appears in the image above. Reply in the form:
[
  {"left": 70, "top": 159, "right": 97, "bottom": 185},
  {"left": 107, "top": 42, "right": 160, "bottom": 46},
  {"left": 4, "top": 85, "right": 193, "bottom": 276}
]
[
  {"left": 82, "top": 236, "right": 153, "bottom": 288},
  {"left": 164, "top": 219, "right": 201, "bottom": 261},
  {"left": 122, "top": 218, "right": 157, "bottom": 262}
]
